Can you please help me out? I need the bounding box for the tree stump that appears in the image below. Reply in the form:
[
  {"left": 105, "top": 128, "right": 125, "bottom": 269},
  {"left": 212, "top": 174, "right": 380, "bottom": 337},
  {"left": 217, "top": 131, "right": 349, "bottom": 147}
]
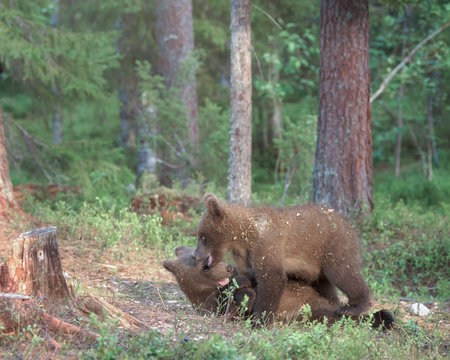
[
  {"left": 0, "top": 227, "right": 70, "bottom": 309},
  {"left": 0, "top": 226, "right": 147, "bottom": 342}
]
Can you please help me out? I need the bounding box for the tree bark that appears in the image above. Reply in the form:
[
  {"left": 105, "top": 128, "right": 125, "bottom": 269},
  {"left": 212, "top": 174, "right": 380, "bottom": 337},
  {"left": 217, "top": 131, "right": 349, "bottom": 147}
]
[
  {"left": 0, "top": 109, "right": 18, "bottom": 216},
  {"left": 0, "top": 227, "right": 70, "bottom": 310},
  {"left": 51, "top": 1, "right": 63, "bottom": 144},
  {"left": 312, "top": 0, "right": 373, "bottom": 215},
  {"left": 227, "top": 0, "right": 252, "bottom": 206},
  {"left": 394, "top": 84, "right": 404, "bottom": 178},
  {"left": 426, "top": 96, "right": 433, "bottom": 181},
  {"left": 156, "top": 0, "right": 199, "bottom": 148},
  {"left": 119, "top": 83, "right": 138, "bottom": 149},
  {"left": 394, "top": 11, "right": 409, "bottom": 177},
  {"left": 116, "top": 14, "right": 139, "bottom": 150}
]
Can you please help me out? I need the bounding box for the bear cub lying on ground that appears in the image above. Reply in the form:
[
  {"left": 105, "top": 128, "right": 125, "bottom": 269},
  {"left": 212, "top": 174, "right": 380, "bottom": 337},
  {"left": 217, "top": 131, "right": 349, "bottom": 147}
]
[
  {"left": 163, "top": 246, "right": 394, "bottom": 329},
  {"left": 194, "top": 193, "right": 373, "bottom": 324}
]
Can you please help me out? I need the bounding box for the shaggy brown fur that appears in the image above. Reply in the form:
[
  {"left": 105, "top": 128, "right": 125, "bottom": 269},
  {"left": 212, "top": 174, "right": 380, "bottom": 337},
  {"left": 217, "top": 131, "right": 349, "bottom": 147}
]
[
  {"left": 163, "top": 246, "right": 255, "bottom": 316},
  {"left": 163, "top": 247, "right": 394, "bottom": 329},
  {"left": 193, "top": 193, "right": 371, "bottom": 323}
]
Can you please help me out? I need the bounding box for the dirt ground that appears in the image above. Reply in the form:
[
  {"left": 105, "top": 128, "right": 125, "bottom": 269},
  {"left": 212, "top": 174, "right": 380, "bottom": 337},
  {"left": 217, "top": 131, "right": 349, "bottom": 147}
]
[
  {"left": 0, "top": 216, "right": 448, "bottom": 354},
  {"left": 0, "top": 217, "right": 243, "bottom": 342}
]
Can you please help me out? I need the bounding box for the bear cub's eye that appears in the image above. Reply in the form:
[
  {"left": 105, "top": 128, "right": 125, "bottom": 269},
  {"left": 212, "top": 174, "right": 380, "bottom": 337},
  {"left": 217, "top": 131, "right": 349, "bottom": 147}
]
[{"left": 200, "top": 235, "right": 206, "bottom": 243}]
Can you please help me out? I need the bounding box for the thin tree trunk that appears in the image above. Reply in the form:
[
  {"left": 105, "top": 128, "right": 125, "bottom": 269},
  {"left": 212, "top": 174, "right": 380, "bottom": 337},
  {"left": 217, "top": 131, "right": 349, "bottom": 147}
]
[
  {"left": 394, "top": 84, "right": 404, "bottom": 178},
  {"left": 426, "top": 96, "right": 433, "bottom": 181},
  {"left": 408, "top": 126, "right": 427, "bottom": 176},
  {"left": 430, "top": 70, "right": 440, "bottom": 169},
  {"left": 395, "top": 20, "right": 407, "bottom": 178},
  {"left": 312, "top": 0, "right": 372, "bottom": 215},
  {"left": 119, "top": 84, "right": 138, "bottom": 149},
  {"left": 52, "top": 106, "right": 63, "bottom": 144},
  {"left": 51, "top": 0, "right": 63, "bottom": 144},
  {"left": 227, "top": 0, "right": 252, "bottom": 206},
  {"left": 0, "top": 109, "right": 17, "bottom": 215},
  {"left": 116, "top": 15, "right": 138, "bottom": 150}
]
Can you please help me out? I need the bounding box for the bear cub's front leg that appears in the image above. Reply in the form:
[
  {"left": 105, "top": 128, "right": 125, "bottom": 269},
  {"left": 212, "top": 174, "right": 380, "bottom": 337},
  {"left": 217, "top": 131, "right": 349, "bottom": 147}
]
[{"left": 251, "top": 266, "right": 287, "bottom": 325}]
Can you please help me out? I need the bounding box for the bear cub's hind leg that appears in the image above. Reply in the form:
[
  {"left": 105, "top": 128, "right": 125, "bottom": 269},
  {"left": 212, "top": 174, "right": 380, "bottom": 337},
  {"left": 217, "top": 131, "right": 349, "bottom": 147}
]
[{"left": 324, "top": 266, "right": 371, "bottom": 317}]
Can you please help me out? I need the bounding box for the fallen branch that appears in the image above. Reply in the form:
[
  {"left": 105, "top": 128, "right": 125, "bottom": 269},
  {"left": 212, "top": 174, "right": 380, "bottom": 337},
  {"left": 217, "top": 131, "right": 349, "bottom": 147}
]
[
  {"left": 0, "top": 293, "right": 32, "bottom": 300},
  {"left": 0, "top": 297, "right": 100, "bottom": 341},
  {"left": 41, "top": 311, "right": 100, "bottom": 340},
  {"left": 370, "top": 21, "right": 450, "bottom": 104},
  {"left": 87, "top": 293, "right": 148, "bottom": 332}
]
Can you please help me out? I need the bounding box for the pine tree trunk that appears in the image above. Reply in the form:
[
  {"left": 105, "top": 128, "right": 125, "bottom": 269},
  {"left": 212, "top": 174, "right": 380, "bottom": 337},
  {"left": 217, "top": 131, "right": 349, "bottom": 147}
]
[
  {"left": 227, "top": 0, "right": 252, "bottom": 206},
  {"left": 116, "top": 14, "right": 138, "bottom": 150},
  {"left": 156, "top": 0, "right": 199, "bottom": 148},
  {"left": 394, "top": 83, "right": 404, "bottom": 178},
  {"left": 426, "top": 96, "right": 434, "bottom": 181},
  {"left": 0, "top": 227, "right": 70, "bottom": 309},
  {"left": 395, "top": 22, "right": 407, "bottom": 178},
  {"left": 119, "top": 84, "right": 138, "bottom": 149},
  {"left": 0, "top": 109, "right": 17, "bottom": 216},
  {"left": 52, "top": 107, "right": 63, "bottom": 144},
  {"left": 312, "top": 0, "right": 373, "bottom": 215}
]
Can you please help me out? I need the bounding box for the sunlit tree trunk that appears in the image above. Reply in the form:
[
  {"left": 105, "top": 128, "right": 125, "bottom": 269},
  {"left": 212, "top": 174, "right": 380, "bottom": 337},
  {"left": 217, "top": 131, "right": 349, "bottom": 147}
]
[
  {"left": 312, "top": 0, "right": 373, "bottom": 215},
  {"left": 0, "top": 109, "right": 17, "bottom": 215},
  {"left": 227, "top": 0, "right": 252, "bottom": 206}
]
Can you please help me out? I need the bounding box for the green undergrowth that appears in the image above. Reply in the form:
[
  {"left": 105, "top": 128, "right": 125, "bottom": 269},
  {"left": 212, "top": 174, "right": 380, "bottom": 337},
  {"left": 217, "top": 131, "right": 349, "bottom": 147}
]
[
  {"left": 79, "top": 315, "right": 445, "bottom": 360},
  {"left": 31, "top": 198, "right": 196, "bottom": 258},
  {"left": 29, "top": 179, "right": 449, "bottom": 301},
  {"left": 362, "top": 194, "right": 449, "bottom": 300}
]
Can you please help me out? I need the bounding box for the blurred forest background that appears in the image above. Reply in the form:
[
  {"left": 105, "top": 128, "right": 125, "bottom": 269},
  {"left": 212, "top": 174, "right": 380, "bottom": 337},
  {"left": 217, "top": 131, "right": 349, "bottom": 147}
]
[{"left": 1, "top": 0, "right": 449, "bottom": 209}]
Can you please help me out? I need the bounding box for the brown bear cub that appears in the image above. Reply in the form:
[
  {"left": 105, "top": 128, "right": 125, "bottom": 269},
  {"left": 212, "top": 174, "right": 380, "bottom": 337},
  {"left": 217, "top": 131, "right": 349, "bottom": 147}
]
[
  {"left": 163, "top": 247, "right": 394, "bottom": 329},
  {"left": 193, "top": 193, "right": 372, "bottom": 324},
  {"left": 162, "top": 246, "right": 256, "bottom": 317}
]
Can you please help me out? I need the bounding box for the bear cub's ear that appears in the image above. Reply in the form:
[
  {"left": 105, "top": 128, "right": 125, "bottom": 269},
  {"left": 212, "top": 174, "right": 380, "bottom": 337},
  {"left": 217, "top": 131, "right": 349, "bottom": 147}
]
[
  {"left": 162, "top": 259, "right": 176, "bottom": 274},
  {"left": 174, "top": 245, "right": 189, "bottom": 257},
  {"left": 203, "top": 193, "right": 223, "bottom": 219}
]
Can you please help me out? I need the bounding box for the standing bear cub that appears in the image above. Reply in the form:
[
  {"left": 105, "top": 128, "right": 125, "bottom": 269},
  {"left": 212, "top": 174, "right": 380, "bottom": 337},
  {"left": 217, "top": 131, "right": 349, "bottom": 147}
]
[{"left": 194, "top": 193, "right": 371, "bottom": 324}]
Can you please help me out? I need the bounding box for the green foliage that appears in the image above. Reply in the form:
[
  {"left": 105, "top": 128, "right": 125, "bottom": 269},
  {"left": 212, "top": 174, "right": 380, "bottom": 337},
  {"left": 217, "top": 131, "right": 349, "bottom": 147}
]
[
  {"left": 362, "top": 194, "right": 449, "bottom": 299},
  {"left": 80, "top": 317, "right": 446, "bottom": 359},
  {"left": 254, "top": 23, "right": 318, "bottom": 101},
  {"left": 45, "top": 142, "right": 134, "bottom": 207},
  {"left": 198, "top": 99, "right": 230, "bottom": 186},
  {"left": 137, "top": 60, "right": 194, "bottom": 179},
  {"left": 274, "top": 113, "right": 317, "bottom": 198},
  {"left": 0, "top": 5, "right": 119, "bottom": 102},
  {"left": 375, "top": 167, "right": 450, "bottom": 208},
  {"left": 34, "top": 199, "right": 172, "bottom": 250},
  {"left": 370, "top": 0, "right": 450, "bottom": 165}
]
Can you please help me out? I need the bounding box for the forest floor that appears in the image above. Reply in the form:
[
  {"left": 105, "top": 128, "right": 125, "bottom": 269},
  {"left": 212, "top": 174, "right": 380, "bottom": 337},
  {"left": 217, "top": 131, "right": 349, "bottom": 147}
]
[{"left": 0, "top": 213, "right": 448, "bottom": 358}]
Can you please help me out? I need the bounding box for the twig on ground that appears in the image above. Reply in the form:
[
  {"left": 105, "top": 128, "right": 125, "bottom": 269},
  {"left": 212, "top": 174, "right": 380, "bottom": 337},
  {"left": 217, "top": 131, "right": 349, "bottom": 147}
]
[{"left": 155, "top": 285, "right": 168, "bottom": 311}]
